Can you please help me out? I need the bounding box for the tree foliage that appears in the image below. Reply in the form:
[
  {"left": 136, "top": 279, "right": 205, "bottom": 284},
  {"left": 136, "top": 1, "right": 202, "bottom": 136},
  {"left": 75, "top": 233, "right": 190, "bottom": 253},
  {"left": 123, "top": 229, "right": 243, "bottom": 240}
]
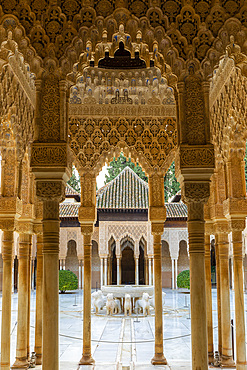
[
  {"left": 164, "top": 162, "right": 180, "bottom": 202},
  {"left": 105, "top": 153, "right": 148, "bottom": 183},
  {"left": 177, "top": 270, "right": 190, "bottom": 290},
  {"left": 105, "top": 153, "right": 180, "bottom": 201},
  {"left": 67, "top": 165, "right": 80, "bottom": 192},
  {"left": 59, "top": 270, "right": 78, "bottom": 293}
]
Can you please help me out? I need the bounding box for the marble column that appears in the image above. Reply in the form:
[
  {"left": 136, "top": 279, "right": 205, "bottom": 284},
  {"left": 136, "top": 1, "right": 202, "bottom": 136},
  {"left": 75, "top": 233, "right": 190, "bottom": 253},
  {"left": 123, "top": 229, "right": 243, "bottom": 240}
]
[
  {"left": 79, "top": 260, "right": 82, "bottom": 289},
  {"left": 171, "top": 259, "right": 175, "bottom": 289},
  {"left": 100, "top": 258, "right": 104, "bottom": 287},
  {"left": 187, "top": 202, "right": 208, "bottom": 370},
  {"left": 148, "top": 257, "right": 152, "bottom": 285},
  {"left": 104, "top": 257, "right": 107, "bottom": 285},
  {"left": 135, "top": 256, "right": 139, "bottom": 285},
  {"left": 215, "top": 235, "right": 222, "bottom": 356},
  {"left": 205, "top": 233, "right": 214, "bottom": 364},
  {"left": 27, "top": 238, "right": 32, "bottom": 360},
  {"left": 81, "top": 259, "right": 84, "bottom": 288},
  {"left": 79, "top": 229, "right": 95, "bottom": 366},
  {"left": 151, "top": 231, "right": 167, "bottom": 365},
  {"left": 231, "top": 258, "right": 234, "bottom": 290},
  {"left": 0, "top": 229, "right": 14, "bottom": 370},
  {"left": 11, "top": 233, "right": 31, "bottom": 369},
  {"left": 42, "top": 199, "right": 60, "bottom": 370},
  {"left": 231, "top": 221, "right": 247, "bottom": 370},
  {"left": 117, "top": 257, "right": 120, "bottom": 285},
  {"left": 218, "top": 229, "right": 235, "bottom": 366},
  {"left": 35, "top": 233, "right": 43, "bottom": 365}
]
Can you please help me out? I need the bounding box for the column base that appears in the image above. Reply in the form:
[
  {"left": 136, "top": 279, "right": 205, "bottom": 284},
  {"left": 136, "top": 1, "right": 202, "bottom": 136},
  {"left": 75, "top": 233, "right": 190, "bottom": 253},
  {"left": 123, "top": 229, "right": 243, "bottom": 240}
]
[
  {"left": 221, "top": 355, "right": 235, "bottom": 367},
  {"left": 208, "top": 352, "right": 214, "bottom": 365},
  {"left": 10, "top": 358, "right": 29, "bottom": 369},
  {"left": 35, "top": 353, "right": 42, "bottom": 365},
  {"left": 78, "top": 354, "right": 95, "bottom": 366},
  {"left": 151, "top": 353, "right": 168, "bottom": 365}
]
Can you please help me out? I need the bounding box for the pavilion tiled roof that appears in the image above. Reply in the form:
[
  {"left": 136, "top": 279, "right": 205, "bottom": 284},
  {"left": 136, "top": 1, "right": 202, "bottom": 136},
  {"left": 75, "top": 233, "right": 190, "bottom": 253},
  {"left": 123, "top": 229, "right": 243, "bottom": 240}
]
[
  {"left": 165, "top": 202, "right": 187, "bottom": 219},
  {"left": 60, "top": 202, "right": 80, "bottom": 217},
  {"left": 60, "top": 167, "right": 188, "bottom": 219},
  {"left": 96, "top": 167, "right": 149, "bottom": 209},
  {"left": 65, "top": 184, "right": 80, "bottom": 197}
]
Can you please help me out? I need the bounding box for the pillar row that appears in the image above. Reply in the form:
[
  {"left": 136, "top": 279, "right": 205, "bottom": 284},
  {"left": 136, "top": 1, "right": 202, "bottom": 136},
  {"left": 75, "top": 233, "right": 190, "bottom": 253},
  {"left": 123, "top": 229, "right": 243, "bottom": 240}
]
[
  {"left": 231, "top": 220, "right": 247, "bottom": 370},
  {"left": 205, "top": 233, "right": 214, "bottom": 364},
  {"left": 217, "top": 227, "right": 235, "bottom": 366},
  {"left": 35, "top": 232, "right": 43, "bottom": 365},
  {"left": 79, "top": 226, "right": 95, "bottom": 366},
  {"left": 151, "top": 226, "right": 167, "bottom": 365},
  {"left": 187, "top": 202, "right": 208, "bottom": 370},
  {"left": 0, "top": 229, "right": 14, "bottom": 370},
  {"left": 42, "top": 199, "right": 60, "bottom": 370}
]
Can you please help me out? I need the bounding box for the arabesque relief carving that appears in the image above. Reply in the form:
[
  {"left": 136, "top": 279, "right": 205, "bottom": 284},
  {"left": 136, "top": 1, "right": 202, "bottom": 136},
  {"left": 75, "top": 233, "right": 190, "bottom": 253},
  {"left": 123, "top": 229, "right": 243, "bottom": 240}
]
[{"left": 36, "top": 181, "right": 66, "bottom": 202}]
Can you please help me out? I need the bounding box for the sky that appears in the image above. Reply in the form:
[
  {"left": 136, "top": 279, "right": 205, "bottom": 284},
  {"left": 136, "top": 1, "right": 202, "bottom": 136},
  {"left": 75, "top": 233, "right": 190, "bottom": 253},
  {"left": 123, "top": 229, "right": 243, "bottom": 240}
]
[{"left": 96, "top": 164, "right": 108, "bottom": 189}]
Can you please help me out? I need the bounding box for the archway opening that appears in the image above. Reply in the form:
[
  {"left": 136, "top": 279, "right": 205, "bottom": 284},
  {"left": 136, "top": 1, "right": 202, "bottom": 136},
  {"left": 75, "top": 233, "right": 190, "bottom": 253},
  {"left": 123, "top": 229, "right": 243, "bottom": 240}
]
[
  {"left": 111, "top": 243, "right": 117, "bottom": 285},
  {"left": 178, "top": 240, "right": 189, "bottom": 274},
  {"left": 121, "top": 238, "right": 135, "bottom": 284},
  {"left": 65, "top": 240, "right": 78, "bottom": 278},
  {"left": 162, "top": 240, "right": 172, "bottom": 288}
]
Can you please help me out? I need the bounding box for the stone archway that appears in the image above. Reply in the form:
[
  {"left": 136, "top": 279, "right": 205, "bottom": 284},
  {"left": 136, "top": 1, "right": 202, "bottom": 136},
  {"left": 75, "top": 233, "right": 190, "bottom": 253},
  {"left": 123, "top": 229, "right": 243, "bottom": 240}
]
[
  {"left": 65, "top": 240, "right": 78, "bottom": 278},
  {"left": 178, "top": 240, "right": 189, "bottom": 275},
  {"left": 161, "top": 240, "right": 172, "bottom": 288},
  {"left": 121, "top": 238, "right": 135, "bottom": 285}
]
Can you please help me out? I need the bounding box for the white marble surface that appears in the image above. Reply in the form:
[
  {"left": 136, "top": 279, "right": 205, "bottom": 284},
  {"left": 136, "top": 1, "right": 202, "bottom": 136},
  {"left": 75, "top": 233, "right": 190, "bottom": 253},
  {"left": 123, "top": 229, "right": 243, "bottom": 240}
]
[{"left": 0, "top": 288, "right": 240, "bottom": 369}]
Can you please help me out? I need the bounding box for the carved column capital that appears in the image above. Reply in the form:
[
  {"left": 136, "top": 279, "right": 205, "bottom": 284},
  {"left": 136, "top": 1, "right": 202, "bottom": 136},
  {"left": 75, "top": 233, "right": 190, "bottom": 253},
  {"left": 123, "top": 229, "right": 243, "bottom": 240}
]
[
  {"left": 16, "top": 221, "right": 34, "bottom": 235},
  {"left": 36, "top": 180, "right": 65, "bottom": 203},
  {"left": 228, "top": 218, "right": 246, "bottom": 232},
  {"left": 0, "top": 218, "right": 16, "bottom": 231},
  {"left": 182, "top": 182, "right": 210, "bottom": 204}
]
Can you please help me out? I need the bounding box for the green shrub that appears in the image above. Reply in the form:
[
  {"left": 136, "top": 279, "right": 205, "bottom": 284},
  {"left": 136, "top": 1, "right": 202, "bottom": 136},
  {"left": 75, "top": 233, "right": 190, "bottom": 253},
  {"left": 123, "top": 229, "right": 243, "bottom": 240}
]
[
  {"left": 59, "top": 270, "right": 78, "bottom": 293},
  {"left": 177, "top": 270, "right": 190, "bottom": 290}
]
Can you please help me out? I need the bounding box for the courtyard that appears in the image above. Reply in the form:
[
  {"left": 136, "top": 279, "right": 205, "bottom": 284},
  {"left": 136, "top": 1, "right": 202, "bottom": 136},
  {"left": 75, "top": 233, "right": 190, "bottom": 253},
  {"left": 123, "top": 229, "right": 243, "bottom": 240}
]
[{"left": 0, "top": 288, "right": 239, "bottom": 369}]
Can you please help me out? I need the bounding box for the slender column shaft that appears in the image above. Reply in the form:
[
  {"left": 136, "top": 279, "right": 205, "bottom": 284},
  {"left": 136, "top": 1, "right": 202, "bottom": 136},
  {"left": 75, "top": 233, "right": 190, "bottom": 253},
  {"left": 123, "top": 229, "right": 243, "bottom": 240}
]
[
  {"left": 215, "top": 236, "right": 222, "bottom": 355},
  {"left": 232, "top": 229, "right": 247, "bottom": 370},
  {"left": 107, "top": 257, "right": 111, "bottom": 285},
  {"left": 104, "top": 258, "right": 107, "bottom": 285},
  {"left": 1, "top": 230, "right": 14, "bottom": 370},
  {"left": 117, "top": 257, "right": 120, "bottom": 285},
  {"left": 100, "top": 258, "right": 104, "bottom": 287},
  {"left": 27, "top": 240, "right": 32, "bottom": 359},
  {"left": 135, "top": 257, "right": 139, "bottom": 285},
  {"left": 79, "top": 233, "right": 95, "bottom": 365},
  {"left": 175, "top": 259, "right": 178, "bottom": 289},
  {"left": 171, "top": 259, "right": 175, "bottom": 289},
  {"left": 11, "top": 233, "right": 31, "bottom": 369},
  {"left": 188, "top": 202, "right": 208, "bottom": 370},
  {"left": 42, "top": 200, "right": 60, "bottom": 370},
  {"left": 35, "top": 233, "right": 43, "bottom": 365},
  {"left": 145, "top": 257, "right": 149, "bottom": 285},
  {"left": 119, "top": 258, "right": 122, "bottom": 285},
  {"left": 218, "top": 232, "right": 234, "bottom": 366},
  {"left": 79, "top": 261, "right": 82, "bottom": 289},
  {"left": 151, "top": 233, "right": 167, "bottom": 365},
  {"left": 81, "top": 260, "right": 84, "bottom": 288},
  {"left": 205, "top": 234, "right": 214, "bottom": 364},
  {"left": 231, "top": 258, "right": 234, "bottom": 290},
  {"left": 149, "top": 258, "right": 152, "bottom": 286}
]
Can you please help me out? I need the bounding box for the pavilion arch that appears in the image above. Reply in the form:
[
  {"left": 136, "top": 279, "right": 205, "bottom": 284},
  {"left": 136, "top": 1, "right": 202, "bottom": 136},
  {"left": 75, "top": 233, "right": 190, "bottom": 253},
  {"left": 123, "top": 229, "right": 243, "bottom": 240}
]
[
  {"left": 161, "top": 240, "right": 172, "bottom": 289},
  {"left": 178, "top": 240, "right": 189, "bottom": 275},
  {"left": 65, "top": 239, "right": 78, "bottom": 279},
  {"left": 92, "top": 240, "right": 100, "bottom": 289}
]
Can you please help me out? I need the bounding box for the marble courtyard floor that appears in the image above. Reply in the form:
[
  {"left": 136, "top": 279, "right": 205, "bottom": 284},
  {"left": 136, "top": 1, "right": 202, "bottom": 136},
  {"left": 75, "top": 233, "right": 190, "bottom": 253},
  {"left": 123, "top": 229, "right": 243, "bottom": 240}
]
[{"left": 0, "top": 288, "right": 239, "bottom": 369}]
